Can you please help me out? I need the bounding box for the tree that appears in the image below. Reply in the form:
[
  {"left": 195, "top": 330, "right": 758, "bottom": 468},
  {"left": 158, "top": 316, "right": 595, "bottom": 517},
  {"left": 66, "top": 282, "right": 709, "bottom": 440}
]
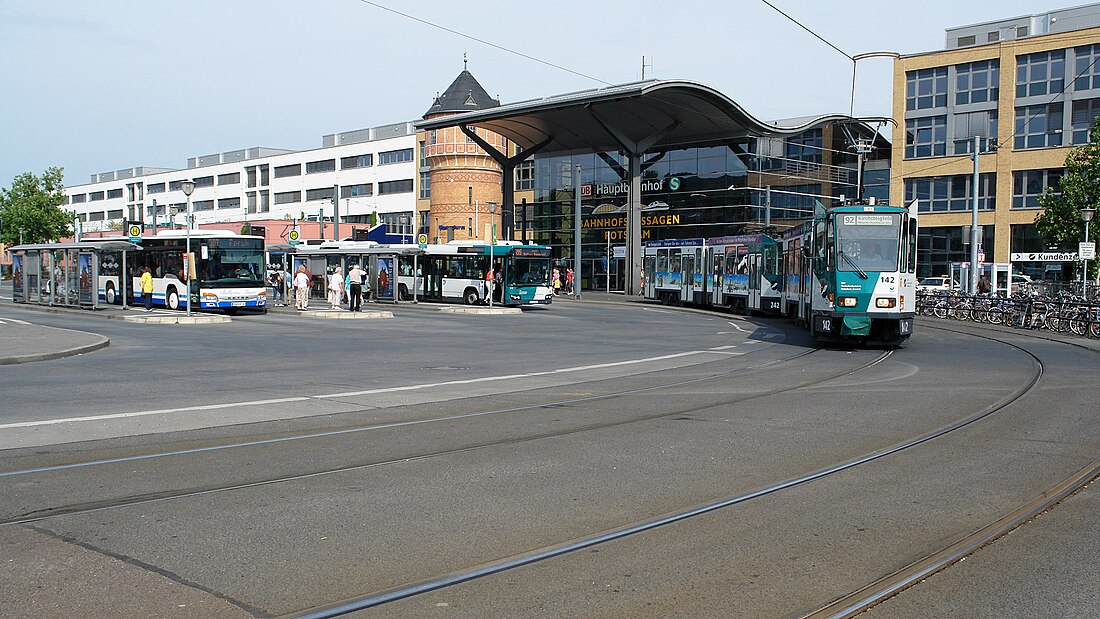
[
  {"left": 0, "top": 167, "right": 73, "bottom": 245},
  {"left": 1035, "top": 117, "right": 1100, "bottom": 278}
]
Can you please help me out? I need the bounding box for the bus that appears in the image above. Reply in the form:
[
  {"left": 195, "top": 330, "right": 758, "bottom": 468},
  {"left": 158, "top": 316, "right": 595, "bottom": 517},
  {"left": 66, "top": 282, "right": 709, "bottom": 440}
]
[
  {"left": 421, "top": 241, "right": 554, "bottom": 306},
  {"left": 99, "top": 230, "right": 267, "bottom": 313}
]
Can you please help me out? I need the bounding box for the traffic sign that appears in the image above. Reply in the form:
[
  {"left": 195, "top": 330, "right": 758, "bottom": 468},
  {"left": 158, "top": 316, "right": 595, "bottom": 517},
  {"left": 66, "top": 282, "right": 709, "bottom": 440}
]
[
  {"left": 127, "top": 223, "right": 142, "bottom": 243},
  {"left": 1010, "top": 252, "right": 1079, "bottom": 262},
  {"left": 288, "top": 228, "right": 301, "bottom": 246},
  {"left": 1080, "top": 242, "right": 1096, "bottom": 260},
  {"left": 418, "top": 233, "right": 428, "bottom": 248}
]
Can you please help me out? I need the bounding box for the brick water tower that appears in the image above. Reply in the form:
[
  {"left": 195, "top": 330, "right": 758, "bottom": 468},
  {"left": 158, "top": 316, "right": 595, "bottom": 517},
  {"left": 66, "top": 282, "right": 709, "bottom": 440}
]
[{"left": 423, "top": 64, "right": 505, "bottom": 243}]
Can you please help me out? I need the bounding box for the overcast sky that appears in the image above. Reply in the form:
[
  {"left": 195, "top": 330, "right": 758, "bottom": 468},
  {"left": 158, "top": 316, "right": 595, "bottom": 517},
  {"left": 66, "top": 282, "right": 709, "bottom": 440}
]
[{"left": 0, "top": 0, "right": 1053, "bottom": 190}]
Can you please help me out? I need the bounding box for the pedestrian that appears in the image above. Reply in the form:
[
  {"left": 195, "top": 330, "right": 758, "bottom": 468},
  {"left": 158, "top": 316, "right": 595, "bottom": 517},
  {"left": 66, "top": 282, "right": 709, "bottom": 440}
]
[
  {"left": 328, "top": 266, "right": 343, "bottom": 310},
  {"left": 140, "top": 266, "right": 154, "bottom": 312},
  {"left": 293, "top": 265, "right": 310, "bottom": 310},
  {"left": 552, "top": 267, "right": 561, "bottom": 296},
  {"left": 347, "top": 263, "right": 364, "bottom": 311},
  {"left": 566, "top": 267, "right": 574, "bottom": 294},
  {"left": 279, "top": 264, "right": 290, "bottom": 306},
  {"left": 978, "top": 274, "right": 991, "bottom": 294},
  {"left": 270, "top": 267, "right": 284, "bottom": 306}
]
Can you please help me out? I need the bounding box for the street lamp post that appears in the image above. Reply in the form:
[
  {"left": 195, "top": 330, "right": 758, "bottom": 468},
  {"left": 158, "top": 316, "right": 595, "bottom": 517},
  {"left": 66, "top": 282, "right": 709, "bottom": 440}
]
[
  {"left": 487, "top": 201, "right": 497, "bottom": 308},
  {"left": 180, "top": 179, "right": 195, "bottom": 318},
  {"left": 1083, "top": 206, "right": 1095, "bottom": 289}
]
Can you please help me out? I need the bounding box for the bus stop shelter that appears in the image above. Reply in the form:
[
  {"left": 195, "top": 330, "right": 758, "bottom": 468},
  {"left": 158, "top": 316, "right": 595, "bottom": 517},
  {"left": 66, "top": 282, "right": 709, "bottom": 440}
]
[
  {"left": 418, "top": 78, "right": 883, "bottom": 296},
  {"left": 9, "top": 240, "right": 139, "bottom": 309}
]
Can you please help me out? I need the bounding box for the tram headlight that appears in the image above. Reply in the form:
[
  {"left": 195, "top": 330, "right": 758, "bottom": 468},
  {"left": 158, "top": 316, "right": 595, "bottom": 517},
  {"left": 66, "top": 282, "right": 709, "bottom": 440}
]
[
  {"left": 875, "top": 297, "right": 896, "bottom": 308},
  {"left": 837, "top": 296, "right": 858, "bottom": 307}
]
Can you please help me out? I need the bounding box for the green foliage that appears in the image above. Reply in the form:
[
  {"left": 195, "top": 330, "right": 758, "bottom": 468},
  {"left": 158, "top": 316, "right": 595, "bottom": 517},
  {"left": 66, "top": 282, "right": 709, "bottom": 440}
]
[
  {"left": 370, "top": 210, "right": 378, "bottom": 227},
  {"left": 0, "top": 167, "right": 73, "bottom": 245},
  {"left": 106, "top": 220, "right": 125, "bottom": 231},
  {"left": 1035, "top": 117, "right": 1100, "bottom": 278}
]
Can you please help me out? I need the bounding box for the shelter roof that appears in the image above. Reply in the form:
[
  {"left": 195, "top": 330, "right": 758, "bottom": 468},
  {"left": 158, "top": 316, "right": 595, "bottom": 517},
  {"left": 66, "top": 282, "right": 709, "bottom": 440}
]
[{"left": 417, "top": 79, "right": 888, "bottom": 155}]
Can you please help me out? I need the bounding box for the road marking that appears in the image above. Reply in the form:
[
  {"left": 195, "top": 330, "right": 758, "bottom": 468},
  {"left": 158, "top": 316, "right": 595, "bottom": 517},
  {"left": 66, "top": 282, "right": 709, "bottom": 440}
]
[{"left": 0, "top": 349, "right": 753, "bottom": 430}]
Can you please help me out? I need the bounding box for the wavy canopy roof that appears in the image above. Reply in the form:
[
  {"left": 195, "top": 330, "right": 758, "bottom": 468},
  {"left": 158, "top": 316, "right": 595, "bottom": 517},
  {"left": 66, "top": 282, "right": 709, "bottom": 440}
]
[{"left": 417, "top": 79, "right": 887, "bottom": 155}]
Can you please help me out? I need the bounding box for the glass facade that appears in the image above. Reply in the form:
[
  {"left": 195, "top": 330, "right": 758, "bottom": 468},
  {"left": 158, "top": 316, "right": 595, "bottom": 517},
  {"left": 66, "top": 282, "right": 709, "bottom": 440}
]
[{"left": 524, "top": 127, "right": 876, "bottom": 289}]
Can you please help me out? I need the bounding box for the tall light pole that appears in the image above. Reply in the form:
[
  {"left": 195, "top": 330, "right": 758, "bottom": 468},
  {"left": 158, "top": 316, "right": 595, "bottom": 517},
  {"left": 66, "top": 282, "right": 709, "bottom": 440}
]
[
  {"left": 487, "top": 200, "right": 497, "bottom": 308},
  {"left": 180, "top": 179, "right": 195, "bottom": 317},
  {"left": 1083, "top": 206, "right": 1095, "bottom": 288},
  {"left": 970, "top": 135, "right": 981, "bottom": 295}
]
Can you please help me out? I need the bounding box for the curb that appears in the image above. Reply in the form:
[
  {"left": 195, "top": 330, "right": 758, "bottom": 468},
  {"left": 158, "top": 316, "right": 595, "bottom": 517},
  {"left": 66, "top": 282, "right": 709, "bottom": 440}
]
[
  {"left": 122, "top": 314, "right": 232, "bottom": 324},
  {"left": 297, "top": 310, "right": 393, "bottom": 319},
  {"left": 438, "top": 306, "right": 522, "bottom": 315},
  {"left": 0, "top": 329, "right": 110, "bottom": 366}
]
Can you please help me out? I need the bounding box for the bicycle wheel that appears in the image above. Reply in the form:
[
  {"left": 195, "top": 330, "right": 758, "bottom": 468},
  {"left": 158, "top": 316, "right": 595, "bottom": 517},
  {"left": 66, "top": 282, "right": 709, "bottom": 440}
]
[{"left": 1068, "top": 312, "right": 1088, "bottom": 336}]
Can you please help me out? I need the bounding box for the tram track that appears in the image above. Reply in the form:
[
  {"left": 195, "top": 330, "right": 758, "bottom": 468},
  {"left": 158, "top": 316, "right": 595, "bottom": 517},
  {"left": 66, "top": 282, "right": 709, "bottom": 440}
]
[
  {"left": 1, "top": 345, "right": 867, "bottom": 526},
  {"left": 279, "top": 327, "right": 1048, "bottom": 618}
]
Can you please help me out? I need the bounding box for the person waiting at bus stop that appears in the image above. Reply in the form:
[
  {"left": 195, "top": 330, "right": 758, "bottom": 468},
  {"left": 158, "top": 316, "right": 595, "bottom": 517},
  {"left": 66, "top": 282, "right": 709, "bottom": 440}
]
[
  {"left": 293, "top": 265, "right": 310, "bottom": 310},
  {"left": 140, "top": 267, "right": 154, "bottom": 312},
  {"left": 347, "top": 263, "right": 364, "bottom": 312}
]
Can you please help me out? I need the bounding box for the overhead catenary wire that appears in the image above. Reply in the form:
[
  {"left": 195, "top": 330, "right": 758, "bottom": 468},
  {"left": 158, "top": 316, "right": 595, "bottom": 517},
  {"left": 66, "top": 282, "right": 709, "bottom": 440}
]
[{"left": 355, "top": 0, "right": 613, "bottom": 86}]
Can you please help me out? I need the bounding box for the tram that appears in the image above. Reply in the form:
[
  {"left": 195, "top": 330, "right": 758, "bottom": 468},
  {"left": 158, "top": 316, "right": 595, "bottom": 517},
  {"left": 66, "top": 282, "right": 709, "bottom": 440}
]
[
  {"left": 643, "top": 234, "right": 782, "bottom": 314},
  {"left": 642, "top": 200, "right": 918, "bottom": 345}
]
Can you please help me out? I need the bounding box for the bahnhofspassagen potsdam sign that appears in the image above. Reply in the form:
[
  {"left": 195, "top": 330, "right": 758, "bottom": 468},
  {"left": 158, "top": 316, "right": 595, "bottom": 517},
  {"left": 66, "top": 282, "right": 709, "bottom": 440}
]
[{"left": 583, "top": 214, "right": 683, "bottom": 241}]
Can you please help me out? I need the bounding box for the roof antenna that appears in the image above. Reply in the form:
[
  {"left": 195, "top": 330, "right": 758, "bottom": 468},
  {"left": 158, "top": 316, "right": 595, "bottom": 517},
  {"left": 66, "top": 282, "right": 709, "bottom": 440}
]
[{"left": 463, "top": 52, "right": 467, "bottom": 71}]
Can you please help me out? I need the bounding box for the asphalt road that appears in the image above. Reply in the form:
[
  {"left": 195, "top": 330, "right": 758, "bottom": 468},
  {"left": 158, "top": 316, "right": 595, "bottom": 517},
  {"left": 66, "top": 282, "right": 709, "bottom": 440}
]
[{"left": 0, "top": 299, "right": 1098, "bottom": 618}]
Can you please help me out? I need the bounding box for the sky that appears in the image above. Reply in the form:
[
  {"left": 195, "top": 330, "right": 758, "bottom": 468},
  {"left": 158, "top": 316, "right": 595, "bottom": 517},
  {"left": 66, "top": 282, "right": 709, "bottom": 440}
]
[{"left": 0, "top": 0, "right": 1056, "bottom": 190}]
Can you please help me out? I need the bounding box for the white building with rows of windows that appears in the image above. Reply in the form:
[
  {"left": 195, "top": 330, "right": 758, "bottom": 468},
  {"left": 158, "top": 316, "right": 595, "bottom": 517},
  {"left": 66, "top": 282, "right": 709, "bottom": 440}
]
[{"left": 64, "top": 121, "right": 420, "bottom": 237}]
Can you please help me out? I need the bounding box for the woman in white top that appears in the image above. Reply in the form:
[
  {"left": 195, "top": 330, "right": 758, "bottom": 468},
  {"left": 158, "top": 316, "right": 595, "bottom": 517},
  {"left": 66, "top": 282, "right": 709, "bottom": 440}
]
[
  {"left": 327, "top": 266, "right": 343, "bottom": 310},
  {"left": 293, "top": 265, "right": 310, "bottom": 310}
]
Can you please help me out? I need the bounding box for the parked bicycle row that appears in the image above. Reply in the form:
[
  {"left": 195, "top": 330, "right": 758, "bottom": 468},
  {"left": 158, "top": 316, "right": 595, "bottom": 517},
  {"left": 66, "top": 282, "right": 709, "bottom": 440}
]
[{"left": 916, "top": 290, "right": 1100, "bottom": 338}]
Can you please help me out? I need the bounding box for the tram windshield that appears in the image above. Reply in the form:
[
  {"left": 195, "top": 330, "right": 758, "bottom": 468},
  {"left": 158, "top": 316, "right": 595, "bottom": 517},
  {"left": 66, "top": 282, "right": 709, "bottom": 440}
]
[
  {"left": 835, "top": 213, "right": 901, "bottom": 273},
  {"left": 510, "top": 257, "right": 550, "bottom": 286}
]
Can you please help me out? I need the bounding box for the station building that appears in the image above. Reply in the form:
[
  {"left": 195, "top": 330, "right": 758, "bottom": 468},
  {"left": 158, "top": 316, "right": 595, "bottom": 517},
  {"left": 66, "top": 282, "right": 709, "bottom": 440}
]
[{"left": 891, "top": 3, "right": 1100, "bottom": 279}]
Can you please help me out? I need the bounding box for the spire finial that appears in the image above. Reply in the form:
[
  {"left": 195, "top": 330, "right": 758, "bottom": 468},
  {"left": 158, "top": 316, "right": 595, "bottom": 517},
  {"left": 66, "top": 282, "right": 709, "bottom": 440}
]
[{"left": 463, "top": 52, "right": 467, "bottom": 71}]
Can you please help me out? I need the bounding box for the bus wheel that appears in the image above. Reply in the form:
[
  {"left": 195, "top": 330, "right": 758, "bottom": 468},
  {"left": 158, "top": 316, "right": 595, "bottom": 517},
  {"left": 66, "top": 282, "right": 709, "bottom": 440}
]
[
  {"left": 399, "top": 284, "right": 409, "bottom": 301},
  {"left": 463, "top": 288, "right": 479, "bottom": 305},
  {"left": 105, "top": 283, "right": 117, "bottom": 305},
  {"left": 166, "top": 287, "right": 180, "bottom": 310}
]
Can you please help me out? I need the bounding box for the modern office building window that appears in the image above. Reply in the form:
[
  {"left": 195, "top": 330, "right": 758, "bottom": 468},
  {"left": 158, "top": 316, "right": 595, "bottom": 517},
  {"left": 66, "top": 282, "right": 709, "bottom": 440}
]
[
  {"left": 378, "top": 179, "right": 414, "bottom": 195},
  {"left": 515, "top": 160, "right": 534, "bottom": 190},
  {"left": 419, "top": 210, "right": 430, "bottom": 234},
  {"left": 89, "top": 191, "right": 105, "bottom": 201},
  {"left": 1016, "top": 50, "right": 1065, "bottom": 97},
  {"left": 1012, "top": 169, "right": 1063, "bottom": 208},
  {"left": 955, "top": 60, "right": 999, "bottom": 105},
  {"left": 71, "top": 194, "right": 87, "bottom": 204},
  {"left": 305, "top": 187, "right": 334, "bottom": 201},
  {"left": 905, "top": 173, "right": 996, "bottom": 212},
  {"left": 106, "top": 188, "right": 123, "bottom": 199},
  {"left": 905, "top": 116, "right": 947, "bottom": 158},
  {"left": 380, "top": 212, "right": 413, "bottom": 236},
  {"left": 169, "top": 180, "right": 183, "bottom": 191},
  {"left": 217, "top": 197, "right": 241, "bottom": 210},
  {"left": 1071, "top": 98, "right": 1100, "bottom": 143},
  {"left": 785, "top": 129, "right": 823, "bottom": 163},
  {"left": 379, "top": 148, "right": 414, "bottom": 165},
  {"left": 957, "top": 35, "right": 976, "bottom": 47},
  {"left": 274, "top": 191, "right": 301, "bottom": 205},
  {"left": 247, "top": 192, "right": 257, "bottom": 214},
  {"left": 419, "top": 171, "right": 431, "bottom": 198},
  {"left": 340, "top": 184, "right": 372, "bottom": 198},
  {"left": 127, "top": 186, "right": 136, "bottom": 202},
  {"left": 906, "top": 67, "right": 948, "bottom": 111},
  {"left": 194, "top": 176, "right": 214, "bottom": 188},
  {"left": 260, "top": 165, "right": 269, "bottom": 186},
  {"left": 340, "top": 154, "right": 373, "bottom": 169},
  {"left": 106, "top": 209, "right": 124, "bottom": 219},
  {"left": 1014, "top": 103, "right": 1064, "bottom": 149},
  {"left": 1074, "top": 44, "right": 1100, "bottom": 91},
  {"left": 246, "top": 167, "right": 257, "bottom": 188},
  {"left": 218, "top": 172, "right": 240, "bottom": 185},
  {"left": 147, "top": 183, "right": 165, "bottom": 194},
  {"left": 192, "top": 200, "right": 214, "bottom": 211},
  {"left": 88, "top": 211, "right": 104, "bottom": 221},
  {"left": 306, "top": 159, "right": 335, "bottom": 174},
  {"left": 76, "top": 213, "right": 86, "bottom": 222},
  {"left": 259, "top": 190, "right": 270, "bottom": 213},
  {"left": 952, "top": 110, "right": 998, "bottom": 154},
  {"left": 274, "top": 164, "right": 301, "bottom": 178}
]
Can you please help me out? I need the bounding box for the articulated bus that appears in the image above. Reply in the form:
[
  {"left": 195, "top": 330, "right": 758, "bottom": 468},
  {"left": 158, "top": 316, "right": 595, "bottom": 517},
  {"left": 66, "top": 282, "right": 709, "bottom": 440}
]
[
  {"left": 99, "top": 230, "right": 267, "bottom": 312},
  {"left": 421, "top": 241, "right": 554, "bottom": 306}
]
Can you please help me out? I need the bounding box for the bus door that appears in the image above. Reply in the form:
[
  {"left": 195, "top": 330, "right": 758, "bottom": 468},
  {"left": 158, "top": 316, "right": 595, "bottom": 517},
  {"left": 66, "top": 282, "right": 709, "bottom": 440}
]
[
  {"left": 711, "top": 249, "right": 723, "bottom": 306},
  {"left": 748, "top": 252, "right": 762, "bottom": 311},
  {"left": 681, "top": 253, "right": 695, "bottom": 303}
]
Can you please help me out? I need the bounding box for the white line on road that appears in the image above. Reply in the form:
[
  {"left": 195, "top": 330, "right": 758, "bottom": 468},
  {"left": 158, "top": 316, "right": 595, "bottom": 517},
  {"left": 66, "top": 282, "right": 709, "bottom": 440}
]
[{"left": 0, "top": 349, "right": 752, "bottom": 430}]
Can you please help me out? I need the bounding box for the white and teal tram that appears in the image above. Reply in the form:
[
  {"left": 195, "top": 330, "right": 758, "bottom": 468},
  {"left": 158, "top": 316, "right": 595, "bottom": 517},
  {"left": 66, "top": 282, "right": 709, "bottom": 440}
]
[
  {"left": 784, "top": 201, "right": 919, "bottom": 345},
  {"left": 642, "top": 235, "right": 782, "bottom": 314}
]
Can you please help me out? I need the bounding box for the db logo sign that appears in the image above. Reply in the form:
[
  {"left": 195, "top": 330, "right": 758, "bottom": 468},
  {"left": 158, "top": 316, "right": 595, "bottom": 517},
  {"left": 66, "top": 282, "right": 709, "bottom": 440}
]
[{"left": 580, "top": 184, "right": 593, "bottom": 197}]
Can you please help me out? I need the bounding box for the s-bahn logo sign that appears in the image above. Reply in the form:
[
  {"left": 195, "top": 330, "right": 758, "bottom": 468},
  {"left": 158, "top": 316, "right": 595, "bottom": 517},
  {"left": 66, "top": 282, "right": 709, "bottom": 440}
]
[{"left": 1010, "top": 252, "right": 1078, "bottom": 262}]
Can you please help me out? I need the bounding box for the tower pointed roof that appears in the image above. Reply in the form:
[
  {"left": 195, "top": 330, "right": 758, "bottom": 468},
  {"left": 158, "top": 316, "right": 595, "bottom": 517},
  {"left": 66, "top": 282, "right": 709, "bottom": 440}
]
[{"left": 424, "top": 69, "right": 501, "bottom": 118}]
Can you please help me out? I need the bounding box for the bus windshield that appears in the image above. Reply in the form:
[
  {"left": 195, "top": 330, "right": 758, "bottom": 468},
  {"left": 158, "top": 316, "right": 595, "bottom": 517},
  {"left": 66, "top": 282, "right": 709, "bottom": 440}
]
[
  {"left": 201, "top": 248, "right": 265, "bottom": 287},
  {"left": 835, "top": 213, "right": 900, "bottom": 273},
  {"left": 509, "top": 257, "right": 550, "bottom": 286}
]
